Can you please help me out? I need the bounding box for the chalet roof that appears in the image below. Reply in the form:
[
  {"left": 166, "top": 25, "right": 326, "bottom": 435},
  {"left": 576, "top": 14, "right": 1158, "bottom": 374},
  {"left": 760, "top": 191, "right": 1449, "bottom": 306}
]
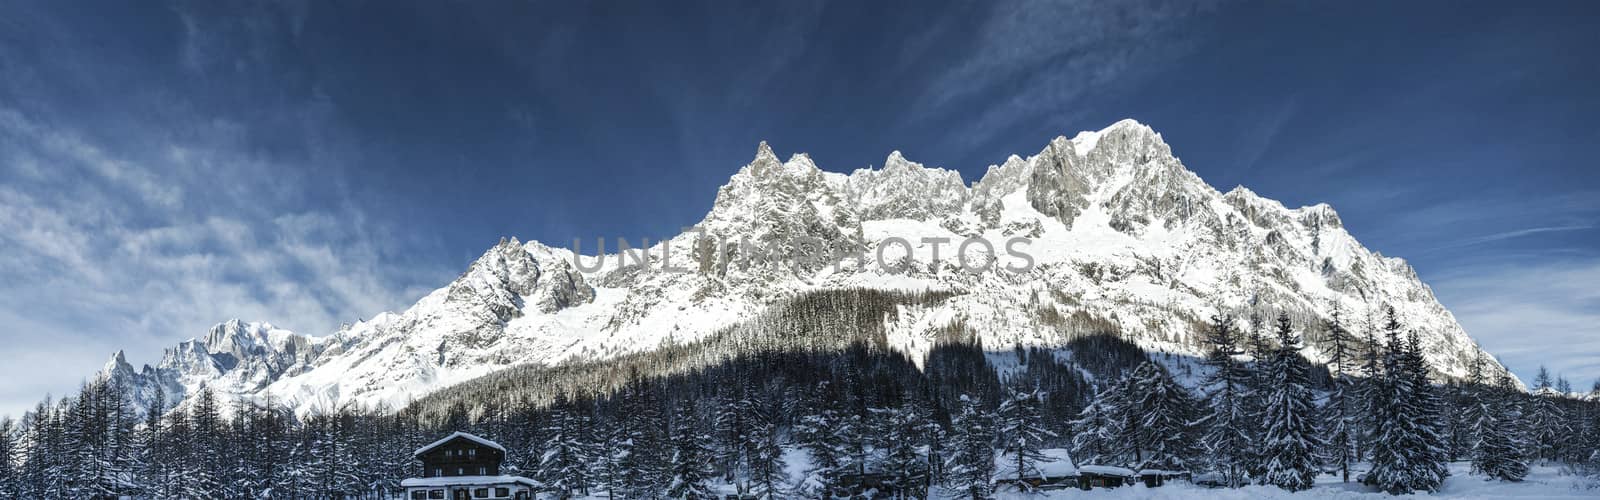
[
  {"left": 1077, "top": 465, "right": 1136, "bottom": 477},
  {"left": 400, "top": 475, "right": 539, "bottom": 488},
  {"left": 994, "top": 448, "right": 1078, "bottom": 478},
  {"left": 413, "top": 431, "right": 507, "bottom": 457}
]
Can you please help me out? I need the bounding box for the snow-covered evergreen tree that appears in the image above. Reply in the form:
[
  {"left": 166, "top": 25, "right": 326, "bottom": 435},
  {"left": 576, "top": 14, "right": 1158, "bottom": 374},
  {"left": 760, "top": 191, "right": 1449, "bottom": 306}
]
[
  {"left": 1318, "top": 308, "right": 1360, "bottom": 483},
  {"left": 1198, "top": 313, "right": 1252, "bottom": 487},
  {"left": 712, "top": 390, "right": 747, "bottom": 484},
  {"left": 188, "top": 388, "right": 225, "bottom": 498},
  {"left": 1470, "top": 374, "right": 1530, "bottom": 481},
  {"left": 746, "top": 411, "right": 787, "bottom": 499},
  {"left": 1125, "top": 361, "right": 1200, "bottom": 471},
  {"left": 1258, "top": 313, "right": 1322, "bottom": 491},
  {"left": 0, "top": 417, "right": 17, "bottom": 499},
  {"left": 946, "top": 395, "right": 996, "bottom": 499},
  {"left": 1533, "top": 366, "right": 1554, "bottom": 391},
  {"left": 875, "top": 403, "right": 928, "bottom": 499},
  {"left": 540, "top": 403, "right": 595, "bottom": 498},
  {"left": 664, "top": 398, "right": 714, "bottom": 499},
  {"left": 1069, "top": 386, "right": 1124, "bottom": 467},
  {"left": 996, "top": 385, "right": 1055, "bottom": 490},
  {"left": 1526, "top": 391, "right": 1569, "bottom": 464},
  {"left": 619, "top": 383, "right": 670, "bottom": 498},
  {"left": 1364, "top": 306, "right": 1448, "bottom": 494}
]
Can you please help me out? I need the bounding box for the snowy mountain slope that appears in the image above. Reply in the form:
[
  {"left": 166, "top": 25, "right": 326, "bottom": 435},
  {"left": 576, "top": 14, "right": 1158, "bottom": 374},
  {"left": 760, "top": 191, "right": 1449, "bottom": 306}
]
[{"left": 99, "top": 119, "right": 1517, "bottom": 416}]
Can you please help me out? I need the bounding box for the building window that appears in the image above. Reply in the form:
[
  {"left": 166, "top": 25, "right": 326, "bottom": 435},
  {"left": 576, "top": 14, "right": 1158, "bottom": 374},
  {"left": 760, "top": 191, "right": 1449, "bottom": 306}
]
[
  {"left": 495, "top": 488, "right": 509, "bottom": 498},
  {"left": 457, "top": 467, "right": 465, "bottom": 476},
  {"left": 478, "top": 467, "right": 487, "bottom": 475},
  {"left": 474, "top": 488, "right": 489, "bottom": 498},
  {"left": 433, "top": 468, "right": 442, "bottom": 477},
  {"left": 412, "top": 491, "right": 427, "bottom": 500},
  {"left": 428, "top": 490, "right": 445, "bottom": 500},
  {"left": 468, "top": 448, "right": 476, "bottom": 457}
]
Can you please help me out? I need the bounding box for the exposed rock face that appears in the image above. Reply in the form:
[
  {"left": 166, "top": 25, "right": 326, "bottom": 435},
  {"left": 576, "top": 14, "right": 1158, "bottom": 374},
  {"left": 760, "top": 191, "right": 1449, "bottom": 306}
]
[{"left": 98, "top": 119, "right": 1519, "bottom": 417}]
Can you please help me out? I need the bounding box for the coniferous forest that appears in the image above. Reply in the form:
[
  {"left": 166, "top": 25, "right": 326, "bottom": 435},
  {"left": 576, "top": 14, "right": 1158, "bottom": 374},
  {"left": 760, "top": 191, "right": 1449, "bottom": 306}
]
[{"left": 2, "top": 297, "right": 1599, "bottom": 499}]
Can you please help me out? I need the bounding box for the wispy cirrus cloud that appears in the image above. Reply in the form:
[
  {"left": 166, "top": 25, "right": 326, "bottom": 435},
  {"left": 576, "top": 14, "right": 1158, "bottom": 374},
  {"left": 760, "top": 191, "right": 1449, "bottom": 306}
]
[
  {"left": 1432, "top": 256, "right": 1600, "bottom": 389},
  {"left": 908, "top": 0, "right": 1224, "bottom": 151},
  {"left": 0, "top": 105, "right": 445, "bottom": 418}
]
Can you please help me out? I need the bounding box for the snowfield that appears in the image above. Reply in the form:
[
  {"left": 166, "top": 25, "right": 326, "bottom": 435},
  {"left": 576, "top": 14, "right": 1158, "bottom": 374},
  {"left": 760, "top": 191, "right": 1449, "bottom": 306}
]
[{"left": 990, "top": 463, "right": 1593, "bottom": 500}]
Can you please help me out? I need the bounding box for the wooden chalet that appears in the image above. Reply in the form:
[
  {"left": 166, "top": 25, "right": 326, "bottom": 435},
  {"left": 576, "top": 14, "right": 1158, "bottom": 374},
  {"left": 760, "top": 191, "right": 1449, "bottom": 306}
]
[
  {"left": 401, "top": 432, "right": 539, "bottom": 500},
  {"left": 993, "top": 448, "right": 1079, "bottom": 491}
]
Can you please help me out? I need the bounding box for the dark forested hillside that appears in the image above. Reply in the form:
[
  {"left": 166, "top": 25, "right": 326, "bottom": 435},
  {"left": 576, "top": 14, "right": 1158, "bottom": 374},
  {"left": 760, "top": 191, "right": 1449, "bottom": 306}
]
[{"left": 2, "top": 297, "right": 1597, "bottom": 499}]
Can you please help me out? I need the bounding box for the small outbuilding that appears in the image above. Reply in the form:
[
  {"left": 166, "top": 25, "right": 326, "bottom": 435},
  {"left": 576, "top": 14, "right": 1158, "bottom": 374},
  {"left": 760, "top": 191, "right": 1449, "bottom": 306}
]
[
  {"left": 1137, "top": 469, "right": 1190, "bottom": 487},
  {"left": 1075, "top": 465, "right": 1136, "bottom": 490},
  {"left": 993, "top": 448, "right": 1079, "bottom": 491}
]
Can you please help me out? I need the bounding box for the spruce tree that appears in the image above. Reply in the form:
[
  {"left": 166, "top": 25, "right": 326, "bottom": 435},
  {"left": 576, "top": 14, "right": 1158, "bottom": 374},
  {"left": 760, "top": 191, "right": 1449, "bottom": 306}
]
[
  {"left": 664, "top": 398, "right": 713, "bottom": 499},
  {"left": 1364, "top": 306, "right": 1448, "bottom": 494},
  {"left": 875, "top": 402, "right": 928, "bottom": 499},
  {"left": 1470, "top": 375, "right": 1530, "bottom": 481},
  {"left": 1526, "top": 391, "right": 1569, "bottom": 464},
  {"left": 1319, "top": 308, "right": 1360, "bottom": 483},
  {"left": 1069, "top": 387, "right": 1124, "bottom": 467},
  {"left": 1125, "top": 361, "right": 1200, "bottom": 471},
  {"left": 1533, "top": 366, "right": 1553, "bottom": 391},
  {"left": 540, "top": 403, "right": 594, "bottom": 498},
  {"left": 0, "top": 417, "right": 17, "bottom": 499},
  {"left": 996, "top": 385, "right": 1055, "bottom": 490},
  {"left": 1199, "top": 313, "right": 1252, "bottom": 487},
  {"left": 1259, "top": 313, "right": 1322, "bottom": 491},
  {"left": 188, "top": 388, "right": 225, "bottom": 498},
  {"left": 946, "top": 395, "right": 996, "bottom": 500},
  {"left": 746, "top": 410, "right": 787, "bottom": 499}
]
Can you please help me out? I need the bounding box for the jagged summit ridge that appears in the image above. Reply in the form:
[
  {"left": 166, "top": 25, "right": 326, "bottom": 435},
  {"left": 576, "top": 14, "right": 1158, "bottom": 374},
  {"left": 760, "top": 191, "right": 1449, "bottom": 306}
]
[{"left": 98, "top": 119, "right": 1517, "bottom": 417}]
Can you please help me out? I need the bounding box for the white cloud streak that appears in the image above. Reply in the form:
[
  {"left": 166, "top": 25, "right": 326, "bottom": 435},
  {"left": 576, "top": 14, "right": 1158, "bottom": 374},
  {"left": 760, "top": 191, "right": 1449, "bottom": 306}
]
[
  {"left": 1432, "top": 257, "right": 1600, "bottom": 389},
  {"left": 0, "top": 107, "right": 443, "bottom": 419}
]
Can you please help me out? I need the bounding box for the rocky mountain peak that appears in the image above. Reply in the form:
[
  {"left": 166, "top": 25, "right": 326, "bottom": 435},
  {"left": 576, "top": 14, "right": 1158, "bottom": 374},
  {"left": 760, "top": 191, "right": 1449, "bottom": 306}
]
[{"left": 89, "top": 118, "right": 1520, "bottom": 418}]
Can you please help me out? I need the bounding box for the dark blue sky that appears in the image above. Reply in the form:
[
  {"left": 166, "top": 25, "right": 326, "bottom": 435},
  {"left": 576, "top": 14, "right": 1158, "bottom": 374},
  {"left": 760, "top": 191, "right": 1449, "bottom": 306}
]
[{"left": 2, "top": 0, "right": 1597, "bottom": 415}]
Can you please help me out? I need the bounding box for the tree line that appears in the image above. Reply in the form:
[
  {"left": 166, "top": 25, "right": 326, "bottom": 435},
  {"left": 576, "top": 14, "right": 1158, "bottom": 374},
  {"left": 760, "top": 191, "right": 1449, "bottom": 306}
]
[{"left": 1, "top": 304, "right": 1598, "bottom": 498}]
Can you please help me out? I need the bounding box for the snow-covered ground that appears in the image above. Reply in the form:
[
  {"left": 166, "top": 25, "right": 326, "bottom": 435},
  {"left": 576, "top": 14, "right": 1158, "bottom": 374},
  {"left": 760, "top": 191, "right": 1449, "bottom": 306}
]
[{"left": 992, "top": 463, "right": 1595, "bottom": 499}]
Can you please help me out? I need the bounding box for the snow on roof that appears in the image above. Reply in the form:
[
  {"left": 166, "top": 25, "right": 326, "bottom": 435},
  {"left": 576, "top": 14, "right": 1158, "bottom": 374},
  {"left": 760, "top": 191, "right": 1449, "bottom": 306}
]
[
  {"left": 1077, "top": 465, "right": 1136, "bottom": 477},
  {"left": 994, "top": 448, "right": 1078, "bottom": 478},
  {"left": 1137, "top": 469, "right": 1186, "bottom": 476},
  {"left": 400, "top": 475, "right": 539, "bottom": 488},
  {"left": 413, "top": 431, "right": 507, "bottom": 457}
]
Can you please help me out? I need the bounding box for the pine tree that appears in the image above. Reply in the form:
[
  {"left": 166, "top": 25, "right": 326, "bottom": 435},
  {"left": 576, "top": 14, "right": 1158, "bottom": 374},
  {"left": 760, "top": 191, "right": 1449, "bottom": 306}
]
[
  {"left": 1319, "top": 308, "right": 1360, "bottom": 483},
  {"left": 1526, "top": 391, "right": 1569, "bottom": 464},
  {"left": 1241, "top": 312, "right": 1273, "bottom": 479},
  {"left": 593, "top": 416, "right": 628, "bottom": 500},
  {"left": 1533, "top": 366, "right": 1553, "bottom": 391},
  {"left": 1125, "top": 361, "right": 1200, "bottom": 471},
  {"left": 746, "top": 409, "right": 787, "bottom": 499},
  {"left": 187, "top": 388, "right": 225, "bottom": 498},
  {"left": 712, "top": 390, "right": 749, "bottom": 485},
  {"left": 540, "top": 403, "right": 594, "bottom": 498},
  {"left": 0, "top": 417, "right": 18, "bottom": 499},
  {"left": 1069, "top": 386, "right": 1123, "bottom": 468},
  {"left": 618, "top": 382, "right": 669, "bottom": 498},
  {"left": 664, "top": 398, "right": 713, "bottom": 499},
  {"left": 796, "top": 384, "right": 849, "bottom": 496},
  {"left": 141, "top": 385, "right": 172, "bottom": 499},
  {"left": 875, "top": 402, "right": 928, "bottom": 499},
  {"left": 1258, "top": 313, "right": 1322, "bottom": 491},
  {"left": 946, "top": 395, "right": 996, "bottom": 500},
  {"left": 996, "top": 385, "right": 1055, "bottom": 490},
  {"left": 1470, "top": 375, "right": 1530, "bottom": 481},
  {"left": 1199, "top": 313, "right": 1252, "bottom": 487},
  {"left": 1364, "top": 306, "right": 1448, "bottom": 494}
]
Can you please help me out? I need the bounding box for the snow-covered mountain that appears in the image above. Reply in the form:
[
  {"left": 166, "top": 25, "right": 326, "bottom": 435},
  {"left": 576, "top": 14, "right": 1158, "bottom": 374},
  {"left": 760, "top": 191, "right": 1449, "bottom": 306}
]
[{"left": 100, "top": 119, "right": 1517, "bottom": 417}]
